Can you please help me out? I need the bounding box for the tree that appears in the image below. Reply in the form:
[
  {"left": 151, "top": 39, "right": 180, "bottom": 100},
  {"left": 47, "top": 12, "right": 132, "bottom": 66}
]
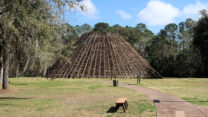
[
  {"left": 147, "top": 30, "right": 172, "bottom": 76},
  {"left": 147, "top": 19, "right": 204, "bottom": 77},
  {"left": 193, "top": 9, "right": 208, "bottom": 76},
  {"left": 93, "top": 22, "right": 110, "bottom": 32},
  {"left": 110, "top": 24, "right": 123, "bottom": 32},
  {"left": 61, "top": 23, "right": 78, "bottom": 60},
  {"left": 0, "top": 0, "right": 83, "bottom": 89},
  {"left": 75, "top": 23, "right": 92, "bottom": 37},
  {"left": 164, "top": 23, "right": 178, "bottom": 60},
  {"left": 135, "top": 23, "right": 147, "bottom": 32},
  {"left": 135, "top": 23, "right": 154, "bottom": 57},
  {"left": 176, "top": 19, "right": 199, "bottom": 77}
]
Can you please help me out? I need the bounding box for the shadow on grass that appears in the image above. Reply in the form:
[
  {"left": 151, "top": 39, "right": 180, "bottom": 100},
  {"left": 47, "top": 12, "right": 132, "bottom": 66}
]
[
  {"left": 0, "top": 97, "right": 33, "bottom": 100},
  {"left": 10, "top": 83, "right": 29, "bottom": 85},
  {"left": 128, "top": 83, "right": 138, "bottom": 85},
  {"left": 165, "top": 100, "right": 208, "bottom": 103},
  {"left": 0, "top": 103, "right": 13, "bottom": 106},
  {"left": 153, "top": 99, "right": 160, "bottom": 103},
  {"left": 107, "top": 106, "right": 117, "bottom": 113},
  {"left": 153, "top": 99, "right": 208, "bottom": 103}
]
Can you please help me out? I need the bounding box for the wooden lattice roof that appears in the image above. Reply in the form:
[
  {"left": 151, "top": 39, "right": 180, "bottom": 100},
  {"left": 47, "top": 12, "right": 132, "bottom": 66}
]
[{"left": 48, "top": 32, "right": 161, "bottom": 78}]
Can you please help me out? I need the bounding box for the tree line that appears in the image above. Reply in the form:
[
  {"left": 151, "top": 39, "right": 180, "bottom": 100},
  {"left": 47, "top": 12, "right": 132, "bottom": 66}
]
[
  {"left": 92, "top": 14, "right": 208, "bottom": 78},
  {"left": 0, "top": 0, "right": 208, "bottom": 90}
]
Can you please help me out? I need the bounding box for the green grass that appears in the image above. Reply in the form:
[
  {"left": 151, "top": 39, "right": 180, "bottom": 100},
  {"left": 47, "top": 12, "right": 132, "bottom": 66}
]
[
  {"left": 0, "top": 77, "right": 156, "bottom": 117},
  {"left": 118, "top": 78, "right": 208, "bottom": 106}
]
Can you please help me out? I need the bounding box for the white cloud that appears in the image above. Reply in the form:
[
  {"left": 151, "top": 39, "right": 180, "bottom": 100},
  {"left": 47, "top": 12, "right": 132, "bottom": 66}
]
[
  {"left": 80, "top": 0, "right": 98, "bottom": 19},
  {"left": 138, "top": 0, "right": 179, "bottom": 26},
  {"left": 182, "top": 1, "right": 208, "bottom": 19},
  {"left": 116, "top": 10, "right": 132, "bottom": 20},
  {"left": 137, "top": 0, "right": 208, "bottom": 26}
]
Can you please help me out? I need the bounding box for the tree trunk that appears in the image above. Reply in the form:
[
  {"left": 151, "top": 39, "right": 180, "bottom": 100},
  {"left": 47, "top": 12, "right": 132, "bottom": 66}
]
[
  {"left": 0, "top": 67, "right": 3, "bottom": 84},
  {"left": 0, "top": 47, "right": 3, "bottom": 84},
  {"left": 43, "top": 60, "right": 48, "bottom": 77},
  {"left": 0, "top": 57, "right": 3, "bottom": 84},
  {"left": 16, "top": 65, "right": 19, "bottom": 77},
  {"left": 23, "top": 56, "right": 30, "bottom": 73},
  {"left": 2, "top": 50, "right": 10, "bottom": 90}
]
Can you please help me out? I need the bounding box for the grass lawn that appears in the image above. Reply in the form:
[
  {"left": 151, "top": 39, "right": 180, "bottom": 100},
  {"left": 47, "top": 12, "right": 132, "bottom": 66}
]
[
  {"left": 0, "top": 77, "right": 156, "bottom": 117},
  {"left": 119, "top": 78, "right": 208, "bottom": 106}
]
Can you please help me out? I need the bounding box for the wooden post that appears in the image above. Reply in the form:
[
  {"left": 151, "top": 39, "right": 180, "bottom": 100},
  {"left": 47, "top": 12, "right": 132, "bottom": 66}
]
[{"left": 138, "top": 76, "right": 141, "bottom": 84}]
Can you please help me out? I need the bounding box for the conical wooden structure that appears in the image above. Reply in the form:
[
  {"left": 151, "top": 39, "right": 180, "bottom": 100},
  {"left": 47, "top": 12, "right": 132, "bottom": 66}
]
[
  {"left": 48, "top": 32, "right": 161, "bottom": 78},
  {"left": 47, "top": 59, "right": 69, "bottom": 77}
]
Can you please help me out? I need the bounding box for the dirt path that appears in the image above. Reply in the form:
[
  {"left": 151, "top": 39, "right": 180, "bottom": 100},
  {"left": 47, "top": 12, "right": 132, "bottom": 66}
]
[{"left": 100, "top": 80, "right": 208, "bottom": 117}]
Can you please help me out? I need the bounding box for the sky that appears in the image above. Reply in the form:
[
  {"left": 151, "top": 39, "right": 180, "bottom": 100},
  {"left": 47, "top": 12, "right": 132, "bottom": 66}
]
[{"left": 66, "top": 0, "right": 208, "bottom": 34}]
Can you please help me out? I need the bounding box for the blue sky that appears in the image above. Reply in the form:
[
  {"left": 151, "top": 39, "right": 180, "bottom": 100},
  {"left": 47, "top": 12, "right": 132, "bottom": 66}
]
[{"left": 67, "top": 0, "right": 208, "bottom": 34}]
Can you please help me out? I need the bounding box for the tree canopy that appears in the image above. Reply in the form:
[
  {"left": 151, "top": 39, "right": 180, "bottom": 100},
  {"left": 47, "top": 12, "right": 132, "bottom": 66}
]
[
  {"left": 0, "top": 0, "right": 84, "bottom": 89},
  {"left": 193, "top": 10, "right": 208, "bottom": 76}
]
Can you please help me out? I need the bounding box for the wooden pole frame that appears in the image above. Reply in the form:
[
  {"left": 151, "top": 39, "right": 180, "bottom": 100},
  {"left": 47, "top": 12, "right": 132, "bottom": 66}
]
[{"left": 48, "top": 32, "right": 161, "bottom": 79}]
